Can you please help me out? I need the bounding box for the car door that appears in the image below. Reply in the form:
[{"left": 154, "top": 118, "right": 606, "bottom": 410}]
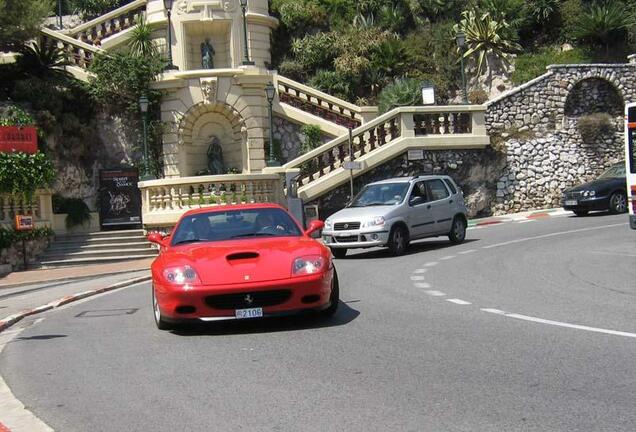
[
  {"left": 425, "top": 179, "right": 453, "bottom": 234},
  {"left": 407, "top": 181, "right": 435, "bottom": 238}
]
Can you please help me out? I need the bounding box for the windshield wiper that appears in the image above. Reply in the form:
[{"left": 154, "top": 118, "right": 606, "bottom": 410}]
[{"left": 231, "top": 233, "right": 277, "bottom": 239}]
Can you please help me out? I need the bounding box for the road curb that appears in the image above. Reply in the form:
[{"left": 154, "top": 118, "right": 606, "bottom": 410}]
[
  {"left": 0, "top": 275, "right": 151, "bottom": 334},
  {"left": 468, "top": 208, "right": 571, "bottom": 227}
]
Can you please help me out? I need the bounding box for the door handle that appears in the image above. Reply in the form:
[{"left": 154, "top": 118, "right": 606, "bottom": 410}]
[{"left": 427, "top": 205, "right": 432, "bottom": 209}]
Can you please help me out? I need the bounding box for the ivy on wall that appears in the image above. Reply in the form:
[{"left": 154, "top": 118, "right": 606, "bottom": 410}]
[{"left": 0, "top": 152, "right": 56, "bottom": 200}]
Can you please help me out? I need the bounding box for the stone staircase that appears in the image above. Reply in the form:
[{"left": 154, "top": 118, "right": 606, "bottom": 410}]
[{"left": 35, "top": 229, "right": 157, "bottom": 269}]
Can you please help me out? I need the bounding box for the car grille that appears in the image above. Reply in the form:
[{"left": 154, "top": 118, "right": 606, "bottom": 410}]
[
  {"left": 205, "top": 290, "right": 292, "bottom": 310},
  {"left": 334, "top": 222, "right": 361, "bottom": 231},
  {"left": 564, "top": 191, "right": 584, "bottom": 199},
  {"left": 333, "top": 235, "right": 359, "bottom": 243}
]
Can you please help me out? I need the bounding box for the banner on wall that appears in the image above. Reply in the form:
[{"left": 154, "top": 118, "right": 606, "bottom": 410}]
[
  {"left": 0, "top": 126, "right": 38, "bottom": 154},
  {"left": 98, "top": 168, "right": 142, "bottom": 229}
]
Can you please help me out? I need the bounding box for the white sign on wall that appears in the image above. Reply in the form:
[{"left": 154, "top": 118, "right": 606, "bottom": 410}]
[
  {"left": 407, "top": 149, "right": 424, "bottom": 160},
  {"left": 421, "top": 86, "right": 435, "bottom": 105}
]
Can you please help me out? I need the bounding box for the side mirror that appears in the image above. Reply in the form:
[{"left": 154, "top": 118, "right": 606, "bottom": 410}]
[
  {"left": 305, "top": 220, "right": 325, "bottom": 236},
  {"left": 410, "top": 196, "right": 424, "bottom": 206},
  {"left": 147, "top": 232, "right": 168, "bottom": 247}
]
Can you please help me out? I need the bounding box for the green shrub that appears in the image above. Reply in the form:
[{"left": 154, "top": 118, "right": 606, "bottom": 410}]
[
  {"left": 0, "top": 105, "right": 35, "bottom": 126},
  {"left": 0, "top": 226, "right": 54, "bottom": 250},
  {"left": 52, "top": 195, "right": 92, "bottom": 228},
  {"left": 300, "top": 125, "right": 322, "bottom": 173},
  {"left": 511, "top": 47, "right": 590, "bottom": 85},
  {"left": 0, "top": 152, "right": 55, "bottom": 200},
  {"left": 308, "top": 70, "right": 355, "bottom": 102},
  {"left": 378, "top": 78, "right": 422, "bottom": 114},
  {"left": 69, "top": 0, "right": 128, "bottom": 18},
  {"left": 577, "top": 113, "right": 614, "bottom": 143},
  {"left": 468, "top": 88, "right": 489, "bottom": 104}
]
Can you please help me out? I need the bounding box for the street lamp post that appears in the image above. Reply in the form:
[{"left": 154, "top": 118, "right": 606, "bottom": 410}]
[
  {"left": 163, "top": 0, "right": 178, "bottom": 70},
  {"left": 456, "top": 32, "right": 468, "bottom": 104},
  {"left": 265, "top": 82, "right": 280, "bottom": 167},
  {"left": 57, "top": 0, "right": 63, "bottom": 29},
  {"left": 239, "top": 0, "right": 255, "bottom": 65},
  {"left": 139, "top": 95, "right": 155, "bottom": 181}
]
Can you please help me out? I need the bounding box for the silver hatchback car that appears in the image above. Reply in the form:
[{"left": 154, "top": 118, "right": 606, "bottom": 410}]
[{"left": 322, "top": 176, "right": 468, "bottom": 257}]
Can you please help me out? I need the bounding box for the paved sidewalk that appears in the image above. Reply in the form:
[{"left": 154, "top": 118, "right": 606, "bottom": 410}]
[
  {"left": 468, "top": 207, "right": 572, "bottom": 227},
  {"left": 0, "top": 258, "right": 154, "bottom": 289}
]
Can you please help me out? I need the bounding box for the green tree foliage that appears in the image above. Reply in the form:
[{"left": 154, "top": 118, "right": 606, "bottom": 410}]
[
  {"left": 0, "top": 152, "right": 56, "bottom": 200},
  {"left": 68, "top": 0, "right": 126, "bottom": 18},
  {"left": 127, "top": 17, "right": 158, "bottom": 58},
  {"left": 378, "top": 78, "right": 423, "bottom": 114},
  {"left": 574, "top": 1, "right": 635, "bottom": 56},
  {"left": 0, "top": 0, "right": 52, "bottom": 51},
  {"left": 15, "top": 43, "right": 72, "bottom": 82}
]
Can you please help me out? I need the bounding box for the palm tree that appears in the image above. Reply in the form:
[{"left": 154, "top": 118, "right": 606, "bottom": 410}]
[
  {"left": 454, "top": 9, "right": 522, "bottom": 76},
  {"left": 575, "top": 1, "right": 635, "bottom": 57},
  {"left": 15, "top": 42, "right": 72, "bottom": 81},
  {"left": 128, "top": 17, "right": 158, "bottom": 58}
]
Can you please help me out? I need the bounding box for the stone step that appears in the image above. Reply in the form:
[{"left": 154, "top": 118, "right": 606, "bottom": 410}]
[
  {"left": 40, "top": 248, "right": 158, "bottom": 261},
  {"left": 35, "top": 255, "right": 157, "bottom": 269},
  {"left": 52, "top": 235, "right": 148, "bottom": 246},
  {"left": 47, "top": 240, "right": 152, "bottom": 252},
  {"left": 56, "top": 229, "right": 145, "bottom": 241}
]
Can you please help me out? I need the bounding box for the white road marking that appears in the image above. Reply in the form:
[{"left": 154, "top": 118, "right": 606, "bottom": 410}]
[
  {"left": 482, "top": 223, "right": 624, "bottom": 250},
  {"left": 414, "top": 282, "right": 431, "bottom": 288},
  {"left": 446, "top": 299, "right": 472, "bottom": 305},
  {"left": 413, "top": 268, "right": 428, "bottom": 274},
  {"left": 459, "top": 249, "right": 476, "bottom": 255},
  {"left": 516, "top": 220, "right": 535, "bottom": 224},
  {"left": 425, "top": 262, "right": 438, "bottom": 267},
  {"left": 425, "top": 290, "right": 446, "bottom": 297},
  {"left": 440, "top": 255, "right": 456, "bottom": 261},
  {"left": 481, "top": 308, "right": 636, "bottom": 339},
  {"left": 410, "top": 275, "right": 426, "bottom": 281}
]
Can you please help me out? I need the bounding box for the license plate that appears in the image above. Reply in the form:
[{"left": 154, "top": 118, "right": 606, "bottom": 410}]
[
  {"left": 565, "top": 200, "right": 578, "bottom": 206},
  {"left": 235, "top": 308, "right": 263, "bottom": 319}
]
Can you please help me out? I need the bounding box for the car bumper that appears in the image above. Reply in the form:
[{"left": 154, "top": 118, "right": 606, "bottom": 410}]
[
  {"left": 154, "top": 271, "right": 333, "bottom": 321},
  {"left": 562, "top": 196, "right": 610, "bottom": 212},
  {"left": 322, "top": 229, "right": 390, "bottom": 249},
  {"left": 630, "top": 214, "right": 636, "bottom": 230}
]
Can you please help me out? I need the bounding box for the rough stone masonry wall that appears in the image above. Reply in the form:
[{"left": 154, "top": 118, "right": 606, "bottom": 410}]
[
  {"left": 273, "top": 116, "right": 333, "bottom": 163},
  {"left": 309, "top": 149, "right": 506, "bottom": 220},
  {"left": 485, "top": 64, "right": 636, "bottom": 214}
]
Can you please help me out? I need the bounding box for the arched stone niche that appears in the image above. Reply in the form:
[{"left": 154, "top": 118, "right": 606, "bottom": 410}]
[
  {"left": 564, "top": 78, "right": 624, "bottom": 117},
  {"left": 178, "top": 103, "right": 246, "bottom": 176}
]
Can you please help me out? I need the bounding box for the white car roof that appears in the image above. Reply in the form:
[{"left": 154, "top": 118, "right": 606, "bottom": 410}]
[{"left": 368, "top": 175, "right": 449, "bottom": 186}]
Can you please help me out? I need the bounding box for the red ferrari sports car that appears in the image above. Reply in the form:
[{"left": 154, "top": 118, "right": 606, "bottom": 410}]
[{"left": 147, "top": 203, "right": 339, "bottom": 330}]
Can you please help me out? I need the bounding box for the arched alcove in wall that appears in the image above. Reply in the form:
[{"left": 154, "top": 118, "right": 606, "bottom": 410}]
[
  {"left": 564, "top": 78, "right": 624, "bottom": 117},
  {"left": 178, "top": 103, "right": 246, "bottom": 176}
]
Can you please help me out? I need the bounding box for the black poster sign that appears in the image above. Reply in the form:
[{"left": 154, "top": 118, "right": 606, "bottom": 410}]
[{"left": 99, "top": 168, "right": 142, "bottom": 229}]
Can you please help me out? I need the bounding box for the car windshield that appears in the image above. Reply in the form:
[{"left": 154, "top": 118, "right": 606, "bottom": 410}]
[
  {"left": 598, "top": 163, "right": 625, "bottom": 179},
  {"left": 171, "top": 208, "right": 302, "bottom": 245},
  {"left": 349, "top": 183, "right": 409, "bottom": 207}
]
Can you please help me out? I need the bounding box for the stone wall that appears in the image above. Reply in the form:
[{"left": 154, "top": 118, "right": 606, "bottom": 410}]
[
  {"left": 273, "top": 116, "right": 332, "bottom": 163},
  {"left": 0, "top": 236, "right": 52, "bottom": 274},
  {"left": 484, "top": 63, "right": 634, "bottom": 214},
  {"left": 308, "top": 149, "right": 506, "bottom": 220}
]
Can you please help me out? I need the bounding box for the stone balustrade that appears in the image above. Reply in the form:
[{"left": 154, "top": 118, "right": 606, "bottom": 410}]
[
  {"left": 277, "top": 106, "right": 486, "bottom": 191},
  {"left": 276, "top": 76, "right": 363, "bottom": 130},
  {"left": 67, "top": 0, "right": 147, "bottom": 47},
  {"left": 139, "top": 174, "right": 286, "bottom": 227},
  {"left": 0, "top": 190, "right": 53, "bottom": 228},
  {"left": 41, "top": 27, "right": 103, "bottom": 69}
]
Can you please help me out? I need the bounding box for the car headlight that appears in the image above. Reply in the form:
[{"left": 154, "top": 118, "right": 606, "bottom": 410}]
[
  {"left": 292, "top": 255, "right": 325, "bottom": 276},
  {"left": 163, "top": 265, "right": 201, "bottom": 285},
  {"left": 324, "top": 219, "right": 333, "bottom": 230},
  {"left": 583, "top": 190, "right": 596, "bottom": 197},
  {"left": 362, "top": 216, "right": 385, "bottom": 228}
]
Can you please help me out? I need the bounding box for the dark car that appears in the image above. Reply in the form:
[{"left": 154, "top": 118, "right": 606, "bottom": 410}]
[{"left": 562, "top": 162, "right": 627, "bottom": 216}]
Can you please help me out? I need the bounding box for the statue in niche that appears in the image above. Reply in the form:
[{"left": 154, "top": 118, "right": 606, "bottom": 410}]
[
  {"left": 200, "top": 39, "right": 215, "bottom": 69},
  {"left": 207, "top": 136, "right": 225, "bottom": 175}
]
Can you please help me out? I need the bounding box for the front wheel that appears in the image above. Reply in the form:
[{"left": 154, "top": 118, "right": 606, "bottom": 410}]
[
  {"left": 330, "top": 248, "right": 347, "bottom": 259},
  {"left": 319, "top": 267, "right": 339, "bottom": 317},
  {"left": 388, "top": 225, "right": 409, "bottom": 256},
  {"left": 448, "top": 216, "right": 467, "bottom": 244},
  {"left": 609, "top": 192, "right": 627, "bottom": 214},
  {"left": 153, "top": 286, "right": 174, "bottom": 331}
]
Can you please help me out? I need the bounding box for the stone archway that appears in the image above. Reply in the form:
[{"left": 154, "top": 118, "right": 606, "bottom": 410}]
[
  {"left": 177, "top": 102, "right": 247, "bottom": 176},
  {"left": 564, "top": 77, "right": 624, "bottom": 117}
]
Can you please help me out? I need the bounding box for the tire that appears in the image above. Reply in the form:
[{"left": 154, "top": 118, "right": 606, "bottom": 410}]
[
  {"left": 573, "top": 210, "right": 588, "bottom": 217},
  {"left": 448, "top": 216, "right": 467, "bottom": 244},
  {"left": 609, "top": 192, "right": 627, "bottom": 214},
  {"left": 320, "top": 267, "right": 340, "bottom": 318},
  {"left": 330, "top": 248, "right": 348, "bottom": 259},
  {"left": 387, "top": 225, "right": 409, "bottom": 256},
  {"left": 152, "top": 286, "right": 173, "bottom": 331}
]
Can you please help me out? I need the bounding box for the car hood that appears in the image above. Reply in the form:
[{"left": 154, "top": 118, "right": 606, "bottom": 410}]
[
  {"left": 565, "top": 178, "right": 625, "bottom": 193},
  {"left": 160, "top": 237, "right": 325, "bottom": 286},
  {"left": 327, "top": 205, "right": 397, "bottom": 222}
]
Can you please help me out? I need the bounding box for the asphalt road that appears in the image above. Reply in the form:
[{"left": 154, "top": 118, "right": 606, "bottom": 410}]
[{"left": 2, "top": 213, "right": 635, "bottom": 432}]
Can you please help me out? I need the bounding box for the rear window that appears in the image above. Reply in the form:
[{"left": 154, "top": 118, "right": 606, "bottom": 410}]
[
  {"left": 426, "top": 179, "right": 450, "bottom": 201},
  {"left": 443, "top": 179, "right": 458, "bottom": 195}
]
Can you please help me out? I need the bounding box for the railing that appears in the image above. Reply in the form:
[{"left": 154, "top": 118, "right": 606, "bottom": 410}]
[
  {"left": 139, "top": 174, "right": 286, "bottom": 227},
  {"left": 280, "top": 106, "right": 487, "bottom": 190},
  {"left": 67, "top": 0, "right": 147, "bottom": 47},
  {"left": 41, "top": 27, "right": 104, "bottom": 69},
  {"left": 276, "top": 76, "right": 364, "bottom": 129},
  {"left": 0, "top": 191, "right": 53, "bottom": 228}
]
